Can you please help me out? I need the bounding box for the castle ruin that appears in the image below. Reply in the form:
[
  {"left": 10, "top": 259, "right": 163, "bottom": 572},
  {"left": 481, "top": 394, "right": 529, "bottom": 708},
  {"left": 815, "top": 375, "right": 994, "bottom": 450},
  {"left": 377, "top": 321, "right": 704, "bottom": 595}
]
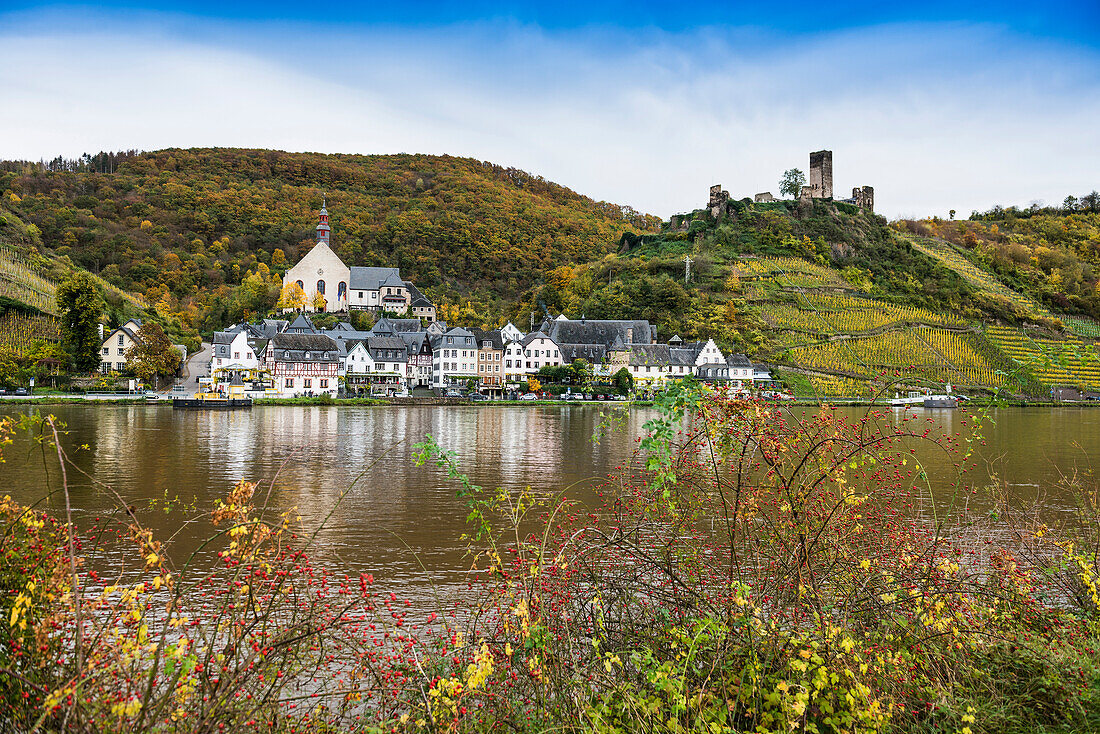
[
  {"left": 807, "top": 150, "right": 833, "bottom": 199},
  {"left": 711, "top": 149, "right": 874, "bottom": 214}
]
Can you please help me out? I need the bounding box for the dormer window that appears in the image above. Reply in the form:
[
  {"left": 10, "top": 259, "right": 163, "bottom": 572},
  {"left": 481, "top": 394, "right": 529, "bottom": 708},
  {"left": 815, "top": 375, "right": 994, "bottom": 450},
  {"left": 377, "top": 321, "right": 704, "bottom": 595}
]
[
  {"left": 284, "top": 351, "right": 290, "bottom": 358},
  {"left": 324, "top": 352, "right": 329, "bottom": 359},
  {"left": 305, "top": 352, "right": 312, "bottom": 359}
]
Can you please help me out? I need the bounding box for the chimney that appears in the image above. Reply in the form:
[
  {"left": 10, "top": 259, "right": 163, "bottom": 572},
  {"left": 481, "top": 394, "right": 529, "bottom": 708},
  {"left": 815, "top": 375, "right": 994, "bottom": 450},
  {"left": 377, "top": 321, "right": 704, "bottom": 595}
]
[
  {"left": 626, "top": 327, "right": 633, "bottom": 345},
  {"left": 98, "top": 323, "right": 104, "bottom": 341}
]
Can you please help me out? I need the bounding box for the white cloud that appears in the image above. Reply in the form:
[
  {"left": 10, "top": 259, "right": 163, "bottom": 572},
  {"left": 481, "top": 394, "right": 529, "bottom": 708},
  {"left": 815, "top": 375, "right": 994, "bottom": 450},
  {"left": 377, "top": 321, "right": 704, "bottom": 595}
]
[{"left": 0, "top": 13, "right": 1097, "bottom": 218}]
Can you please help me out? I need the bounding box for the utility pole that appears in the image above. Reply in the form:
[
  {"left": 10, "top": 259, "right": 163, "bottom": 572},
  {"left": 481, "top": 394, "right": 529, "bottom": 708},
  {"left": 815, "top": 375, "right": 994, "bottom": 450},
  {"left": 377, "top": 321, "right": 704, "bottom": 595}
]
[{"left": 684, "top": 255, "right": 693, "bottom": 283}]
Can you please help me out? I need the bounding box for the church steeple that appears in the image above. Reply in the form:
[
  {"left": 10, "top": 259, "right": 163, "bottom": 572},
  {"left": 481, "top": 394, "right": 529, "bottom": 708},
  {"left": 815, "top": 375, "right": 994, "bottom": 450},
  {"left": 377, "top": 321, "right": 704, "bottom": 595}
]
[{"left": 315, "top": 195, "right": 331, "bottom": 246}]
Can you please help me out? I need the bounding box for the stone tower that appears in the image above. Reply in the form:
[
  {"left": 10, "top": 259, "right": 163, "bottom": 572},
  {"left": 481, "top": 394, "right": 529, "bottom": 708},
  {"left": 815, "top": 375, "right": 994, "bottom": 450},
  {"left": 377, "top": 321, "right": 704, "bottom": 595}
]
[{"left": 808, "top": 150, "right": 833, "bottom": 199}]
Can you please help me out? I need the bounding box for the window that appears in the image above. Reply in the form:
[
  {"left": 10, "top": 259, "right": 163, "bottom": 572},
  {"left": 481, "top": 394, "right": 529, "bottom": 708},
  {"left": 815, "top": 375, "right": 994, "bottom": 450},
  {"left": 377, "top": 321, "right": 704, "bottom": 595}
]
[
  {"left": 296, "top": 280, "right": 304, "bottom": 289},
  {"left": 102, "top": 348, "right": 109, "bottom": 354},
  {"left": 118, "top": 335, "right": 124, "bottom": 346},
  {"left": 234, "top": 352, "right": 240, "bottom": 359},
  {"left": 285, "top": 378, "right": 294, "bottom": 388},
  {"left": 316, "top": 280, "right": 325, "bottom": 295},
  {"left": 337, "top": 282, "right": 346, "bottom": 300},
  {"left": 118, "top": 348, "right": 125, "bottom": 356},
  {"left": 320, "top": 379, "right": 329, "bottom": 388},
  {"left": 358, "top": 291, "right": 363, "bottom": 298},
  {"left": 323, "top": 352, "right": 329, "bottom": 359},
  {"left": 304, "top": 379, "right": 312, "bottom": 388},
  {"left": 284, "top": 351, "right": 290, "bottom": 358}
]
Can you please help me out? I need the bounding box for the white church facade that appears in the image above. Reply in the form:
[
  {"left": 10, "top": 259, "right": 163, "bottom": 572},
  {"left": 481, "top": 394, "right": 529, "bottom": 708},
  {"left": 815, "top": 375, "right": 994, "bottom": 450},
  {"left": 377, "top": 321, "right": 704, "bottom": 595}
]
[{"left": 282, "top": 202, "right": 435, "bottom": 320}]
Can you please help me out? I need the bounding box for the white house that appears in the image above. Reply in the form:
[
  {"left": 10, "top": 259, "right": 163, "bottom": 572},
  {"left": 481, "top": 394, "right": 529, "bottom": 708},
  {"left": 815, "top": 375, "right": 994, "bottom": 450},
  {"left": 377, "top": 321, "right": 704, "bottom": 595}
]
[
  {"left": 210, "top": 329, "right": 261, "bottom": 374},
  {"left": 343, "top": 336, "right": 408, "bottom": 395},
  {"left": 98, "top": 319, "right": 143, "bottom": 373},
  {"left": 430, "top": 327, "right": 478, "bottom": 390},
  {"left": 520, "top": 332, "right": 562, "bottom": 372}
]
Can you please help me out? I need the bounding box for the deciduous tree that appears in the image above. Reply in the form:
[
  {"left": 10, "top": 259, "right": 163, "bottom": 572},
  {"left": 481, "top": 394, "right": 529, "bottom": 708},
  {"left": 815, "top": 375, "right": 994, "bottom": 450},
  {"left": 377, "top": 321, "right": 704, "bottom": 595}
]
[
  {"left": 126, "top": 322, "right": 181, "bottom": 390},
  {"left": 779, "top": 168, "right": 806, "bottom": 199},
  {"left": 56, "top": 271, "right": 104, "bottom": 372}
]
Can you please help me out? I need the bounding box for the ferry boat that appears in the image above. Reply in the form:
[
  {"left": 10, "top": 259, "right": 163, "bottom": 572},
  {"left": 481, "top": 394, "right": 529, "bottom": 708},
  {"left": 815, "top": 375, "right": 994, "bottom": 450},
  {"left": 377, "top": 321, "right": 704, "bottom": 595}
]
[{"left": 171, "top": 388, "right": 252, "bottom": 410}]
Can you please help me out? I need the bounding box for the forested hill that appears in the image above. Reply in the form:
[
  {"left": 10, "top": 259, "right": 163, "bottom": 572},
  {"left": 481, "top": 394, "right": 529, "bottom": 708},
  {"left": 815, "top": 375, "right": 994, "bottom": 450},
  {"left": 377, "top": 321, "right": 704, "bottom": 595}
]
[{"left": 0, "top": 148, "right": 661, "bottom": 323}]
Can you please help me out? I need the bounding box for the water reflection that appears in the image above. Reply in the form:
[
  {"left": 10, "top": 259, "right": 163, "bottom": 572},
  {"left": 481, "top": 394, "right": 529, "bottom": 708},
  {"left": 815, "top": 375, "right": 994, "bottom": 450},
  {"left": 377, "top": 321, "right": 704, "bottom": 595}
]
[{"left": 3, "top": 404, "right": 1099, "bottom": 596}]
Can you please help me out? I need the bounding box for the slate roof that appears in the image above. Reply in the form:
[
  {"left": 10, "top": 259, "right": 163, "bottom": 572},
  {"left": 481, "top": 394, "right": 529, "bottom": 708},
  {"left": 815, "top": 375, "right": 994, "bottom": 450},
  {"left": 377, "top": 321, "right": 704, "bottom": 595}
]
[
  {"left": 286, "top": 314, "right": 317, "bottom": 333},
  {"left": 429, "top": 327, "right": 475, "bottom": 349},
  {"left": 270, "top": 333, "right": 339, "bottom": 362},
  {"left": 471, "top": 329, "right": 504, "bottom": 350},
  {"left": 366, "top": 336, "right": 408, "bottom": 361},
  {"left": 404, "top": 281, "right": 434, "bottom": 308},
  {"left": 521, "top": 331, "right": 554, "bottom": 347},
  {"left": 349, "top": 266, "right": 403, "bottom": 291},
  {"left": 541, "top": 319, "right": 657, "bottom": 349},
  {"left": 726, "top": 353, "right": 753, "bottom": 368},
  {"left": 559, "top": 343, "right": 607, "bottom": 364},
  {"left": 627, "top": 344, "right": 671, "bottom": 366},
  {"left": 669, "top": 347, "right": 700, "bottom": 366},
  {"left": 212, "top": 331, "right": 237, "bottom": 345},
  {"left": 400, "top": 331, "right": 432, "bottom": 355},
  {"left": 370, "top": 317, "right": 423, "bottom": 336}
]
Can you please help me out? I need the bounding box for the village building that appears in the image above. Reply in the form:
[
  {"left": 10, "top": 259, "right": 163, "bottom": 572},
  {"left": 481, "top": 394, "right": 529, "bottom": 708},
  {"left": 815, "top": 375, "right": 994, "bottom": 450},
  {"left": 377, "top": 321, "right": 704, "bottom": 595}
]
[
  {"left": 344, "top": 336, "right": 408, "bottom": 395},
  {"left": 471, "top": 329, "right": 505, "bottom": 392},
  {"left": 265, "top": 333, "right": 339, "bottom": 397},
  {"left": 282, "top": 202, "right": 349, "bottom": 313},
  {"left": 521, "top": 332, "right": 562, "bottom": 372},
  {"left": 430, "top": 327, "right": 478, "bottom": 390},
  {"left": 282, "top": 203, "right": 436, "bottom": 319},
  {"left": 727, "top": 353, "right": 755, "bottom": 387},
  {"left": 98, "top": 318, "right": 143, "bottom": 373},
  {"left": 401, "top": 332, "right": 434, "bottom": 388}
]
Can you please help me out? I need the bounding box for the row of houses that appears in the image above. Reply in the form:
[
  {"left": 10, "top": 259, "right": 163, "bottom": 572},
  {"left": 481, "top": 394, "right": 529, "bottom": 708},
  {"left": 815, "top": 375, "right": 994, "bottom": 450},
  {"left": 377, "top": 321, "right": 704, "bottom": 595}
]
[{"left": 207, "top": 314, "right": 768, "bottom": 398}]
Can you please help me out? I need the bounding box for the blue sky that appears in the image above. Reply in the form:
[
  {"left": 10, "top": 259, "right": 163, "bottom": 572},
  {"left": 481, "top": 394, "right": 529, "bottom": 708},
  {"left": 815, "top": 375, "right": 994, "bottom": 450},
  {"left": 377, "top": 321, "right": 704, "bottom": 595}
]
[{"left": 1, "top": 2, "right": 1098, "bottom": 218}]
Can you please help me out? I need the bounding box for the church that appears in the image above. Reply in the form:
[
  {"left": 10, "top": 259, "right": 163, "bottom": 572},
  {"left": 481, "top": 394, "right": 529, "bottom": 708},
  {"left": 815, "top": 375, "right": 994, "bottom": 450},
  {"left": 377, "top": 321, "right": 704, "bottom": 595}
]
[{"left": 282, "top": 202, "right": 436, "bottom": 321}]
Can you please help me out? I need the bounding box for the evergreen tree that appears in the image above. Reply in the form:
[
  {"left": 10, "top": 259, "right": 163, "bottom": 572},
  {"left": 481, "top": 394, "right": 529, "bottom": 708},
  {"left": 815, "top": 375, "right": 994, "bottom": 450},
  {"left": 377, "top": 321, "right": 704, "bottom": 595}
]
[{"left": 56, "top": 271, "right": 105, "bottom": 372}]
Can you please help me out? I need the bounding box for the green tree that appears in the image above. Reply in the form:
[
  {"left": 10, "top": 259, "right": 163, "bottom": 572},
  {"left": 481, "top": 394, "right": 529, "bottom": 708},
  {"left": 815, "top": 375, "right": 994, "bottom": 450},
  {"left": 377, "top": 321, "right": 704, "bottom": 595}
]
[
  {"left": 126, "top": 322, "right": 181, "bottom": 390},
  {"left": 614, "top": 367, "right": 634, "bottom": 395},
  {"left": 55, "top": 271, "right": 105, "bottom": 372},
  {"left": 779, "top": 168, "right": 806, "bottom": 199}
]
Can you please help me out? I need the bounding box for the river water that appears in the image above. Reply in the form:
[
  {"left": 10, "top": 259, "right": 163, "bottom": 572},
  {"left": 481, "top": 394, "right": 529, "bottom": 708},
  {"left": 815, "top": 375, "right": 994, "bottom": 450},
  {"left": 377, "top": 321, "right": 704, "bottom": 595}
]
[{"left": 2, "top": 404, "right": 1099, "bottom": 598}]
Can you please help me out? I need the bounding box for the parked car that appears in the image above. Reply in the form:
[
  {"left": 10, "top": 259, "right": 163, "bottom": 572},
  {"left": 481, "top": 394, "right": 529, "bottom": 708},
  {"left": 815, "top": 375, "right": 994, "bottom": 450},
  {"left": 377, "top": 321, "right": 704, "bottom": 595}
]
[
  {"left": 14, "top": 387, "right": 28, "bottom": 396},
  {"left": 518, "top": 393, "right": 538, "bottom": 401},
  {"left": 444, "top": 389, "right": 463, "bottom": 397},
  {"left": 470, "top": 393, "right": 490, "bottom": 402},
  {"left": 144, "top": 391, "right": 161, "bottom": 401}
]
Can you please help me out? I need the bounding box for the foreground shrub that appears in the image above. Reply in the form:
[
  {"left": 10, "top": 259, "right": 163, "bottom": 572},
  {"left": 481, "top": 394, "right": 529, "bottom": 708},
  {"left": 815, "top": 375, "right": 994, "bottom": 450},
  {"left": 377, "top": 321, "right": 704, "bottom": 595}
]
[{"left": 5, "top": 388, "right": 1100, "bottom": 731}]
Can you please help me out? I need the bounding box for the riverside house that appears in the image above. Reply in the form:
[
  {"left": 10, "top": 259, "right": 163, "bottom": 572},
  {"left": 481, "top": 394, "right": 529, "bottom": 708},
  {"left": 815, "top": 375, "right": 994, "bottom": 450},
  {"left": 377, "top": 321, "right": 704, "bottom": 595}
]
[
  {"left": 98, "top": 318, "right": 143, "bottom": 373},
  {"left": 430, "top": 327, "right": 478, "bottom": 391},
  {"left": 266, "top": 333, "right": 339, "bottom": 397}
]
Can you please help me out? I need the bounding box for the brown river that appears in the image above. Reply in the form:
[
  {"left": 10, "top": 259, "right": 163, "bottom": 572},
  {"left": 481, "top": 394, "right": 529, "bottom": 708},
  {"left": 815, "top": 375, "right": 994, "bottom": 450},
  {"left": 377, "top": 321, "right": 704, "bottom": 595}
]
[{"left": 2, "top": 403, "right": 1099, "bottom": 599}]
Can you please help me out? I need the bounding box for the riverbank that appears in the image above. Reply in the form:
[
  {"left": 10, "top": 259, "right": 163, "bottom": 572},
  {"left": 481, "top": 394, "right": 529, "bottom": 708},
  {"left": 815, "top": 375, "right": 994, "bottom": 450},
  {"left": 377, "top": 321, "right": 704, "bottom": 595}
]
[{"left": 2, "top": 393, "right": 1095, "bottom": 409}]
